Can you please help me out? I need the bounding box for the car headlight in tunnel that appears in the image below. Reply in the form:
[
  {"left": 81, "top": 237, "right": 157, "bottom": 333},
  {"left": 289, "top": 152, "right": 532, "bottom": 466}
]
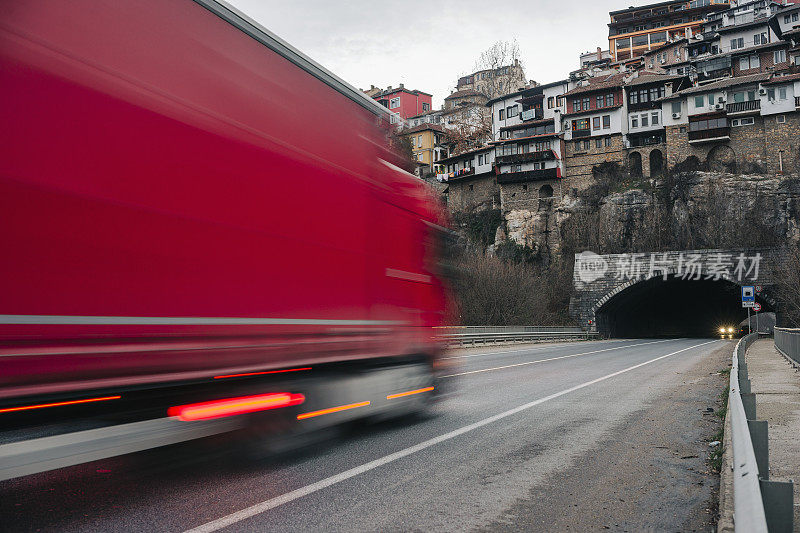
[
  {"left": 719, "top": 327, "right": 726, "bottom": 334},
  {"left": 728, "top": 327, "right": 734, "bottom": 333}
]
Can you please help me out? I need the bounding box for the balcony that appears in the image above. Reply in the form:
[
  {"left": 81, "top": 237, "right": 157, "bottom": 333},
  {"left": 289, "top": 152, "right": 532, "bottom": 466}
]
[
  {"left": 497, "top": 167, "right": 559, "bottom": 184},
  {"left": 520, "top": 108, "right": 543, "bottom": 121},
  {"left": 688, "top": 127, "right": 730, "bottom": 143},
  {"left": 495, "top": 151, "right": 556, "bottom": 165},
  {"left": 726, "top": 100, "right": 760, "bottom": 115},
  {"left": 572, "top": 129, "right": 591, "bottom": 138},
  {"left": 796, "top": 96, "right": 800, "bottom": 108}
]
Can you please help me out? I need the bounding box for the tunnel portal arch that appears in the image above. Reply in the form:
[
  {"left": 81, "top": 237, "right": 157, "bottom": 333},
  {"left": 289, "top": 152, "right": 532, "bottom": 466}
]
[
  {"left": 592, "top": 274, "right": 774, "bottom": 337},
  {"left": 571, "top": 249, "right": 779, "bottom": 337}
]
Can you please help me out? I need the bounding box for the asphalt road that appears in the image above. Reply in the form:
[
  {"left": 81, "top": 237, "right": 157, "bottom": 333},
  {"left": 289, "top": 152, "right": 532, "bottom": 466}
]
[{"left": 1, "top": 338, "right": 730, "bottom": 532}]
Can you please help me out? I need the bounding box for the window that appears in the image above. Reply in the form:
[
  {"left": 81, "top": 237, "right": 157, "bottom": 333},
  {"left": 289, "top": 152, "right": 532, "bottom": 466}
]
[
  {"left": 513, "top": 165, "right": 522, "bottom": 172},
  {"left": 390, "top": 114, "right": 398, "bottom": 124},
  {"left": 593, "top": 117, "right": 601, "bottom": 130},
  {"left": 754, "top": 33, "right": 767, "bottom": 46},
  {"left": 573, "top": 118, "right": 590, "bottom": 131},
  {"left": 582, "top": 97, "right": 590, "bottom": 110},
  {"left": 794, "top": 13, "right": 799, "bottom": 22},
  {"left": 572, "top": 99, "right": 582, "bottom": 111},
  {"left": 507, "top": 106, "right": 519, "bottom": 118},
  {"left": 583, "top": 140, "right": 591, "bottom": 150},
  {"left": 417, "top": 135, "right": 422, "bottom": 145},
  {"left": 548, "top": 97, "right": 554, "bottom": 109},
  {"left": 779, "top": 87, "right": 787, "bottom": 100},
  {"left": 672, "top": 101, "right": 682, "bottom": 114},
  {"left": 775, "top": 50, "right": 787, "bottom": 64},
  {"left": 679, "top": 126, "right": 687, "bottom": 133},
  {"left": 694, "top": 95, "right": 705, "bottom": 108},
  {"left": 786, "top": 15, "right": 791, "bottom": 23},
  {"left": 603, "top": 115, "right": 611, "bottom": 129},
  {"left": 777, "top": 115, "right": 786, "bottom": 124},
  {"left": 606, "top": 93, "right": 615, "bottom": 106},
  {"left": 730, "top": 37, "right": 744, "bottom": 50},
  {"left": 708, "top": 94, "right": 715, "bottom": 106},
  {"left": 630, "top": 91, "right": 639, "bottom": 105},
  {"left": 651, "top": 112, "right": 659, "bottom": 125},
  {"left": 641, "top": 114, "right": 649, "bottom": 127},
  {"left": 595, "top": 139, "right": 603, "bottom": 148},
  {"left": 632, "top": 116, "right": 639, "bottom": 128},
  {"left": 499, "top": 108, "right": 505, "bottom": 120},
  {"left": 597, "top": 95, "right": 604, "bottom": 108},
  {"left": 649, "top": 87, "right": 660, "bottom": 102},
  {"left": 731, "top": 117, "right": 755, "bottom": 126},
  {"left": 604, "top": 137, "right": 612, "bottom": 147},
  {"left": 422, "top": 102, "right": 430, "bottom": 111},
  {"left": 556, "top": 96, "right": 565, "bottom": 107},
  {"left": 390, "top": 97, "right": 400, "bottom": 109}
]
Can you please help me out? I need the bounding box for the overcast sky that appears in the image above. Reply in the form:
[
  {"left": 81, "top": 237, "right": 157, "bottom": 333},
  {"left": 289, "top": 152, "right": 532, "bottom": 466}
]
[{"left": 227, "top": 0, "right": 624, "bottom": 108}]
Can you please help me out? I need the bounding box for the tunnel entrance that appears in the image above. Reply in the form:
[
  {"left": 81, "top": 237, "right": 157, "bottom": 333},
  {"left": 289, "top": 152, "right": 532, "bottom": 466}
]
[{"left": 595, "top": 275, "right": 772, "bottom": 338}]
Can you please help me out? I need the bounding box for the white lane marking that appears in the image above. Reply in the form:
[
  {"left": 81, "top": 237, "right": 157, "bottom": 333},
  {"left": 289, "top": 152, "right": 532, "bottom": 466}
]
[
  {"left": 184, "top": 339, "right": 719, "bottom": 533},
  {"left": 440, "top": 338, "right": 626, "bottom": 360},
  {"left": 440, "top": 338, "right": 677, "bottom": 378},
  {"left": 0, "top": 315, "right": 401, "bottom": 326}
]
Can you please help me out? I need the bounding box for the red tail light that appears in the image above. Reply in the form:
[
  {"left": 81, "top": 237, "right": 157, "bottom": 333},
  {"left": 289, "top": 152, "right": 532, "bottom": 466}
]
[{"left": 168, "top": 393, "right": 305, "bottom": 421}]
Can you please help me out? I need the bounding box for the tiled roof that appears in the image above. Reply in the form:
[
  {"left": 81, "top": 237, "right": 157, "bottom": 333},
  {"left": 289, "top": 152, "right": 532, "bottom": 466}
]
[
  {"left": 625, "top": 73, "right": 687, "bottom": 87},
  {"left": 762, "top": 72, "right": 800, "bottom": 85},
  {"left": 438, "top": 146, "right": 493, "bottom": 164},
  {"left": 402, "top": 123, "right": 444, "bottom": 134},
  {"left": 562, "top": 103, "right": 624, "bottom": 117},
  {"left": 562, "top": 73, "right": 626, "bottom": 96},
  {"left": 665, "top": 72, "right": 771, "bottom": 98},
  {"left": 444, "top": 89, "right": 487, "bottom": 100}
]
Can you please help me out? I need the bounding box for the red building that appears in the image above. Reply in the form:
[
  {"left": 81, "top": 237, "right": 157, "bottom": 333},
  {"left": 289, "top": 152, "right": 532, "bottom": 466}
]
[{"left": 373, "top": 84, "right": 432, "bottom": 122}]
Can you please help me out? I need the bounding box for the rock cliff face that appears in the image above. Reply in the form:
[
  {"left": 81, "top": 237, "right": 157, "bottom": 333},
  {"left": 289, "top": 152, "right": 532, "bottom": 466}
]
[{"left": 497, "top": 173, "right": 800, "bottom": 256}]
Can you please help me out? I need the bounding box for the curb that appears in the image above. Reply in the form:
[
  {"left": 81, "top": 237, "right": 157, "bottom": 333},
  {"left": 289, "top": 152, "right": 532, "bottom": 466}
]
[{"left": 717, "top": 406, "right": 735, "bottom": 532}]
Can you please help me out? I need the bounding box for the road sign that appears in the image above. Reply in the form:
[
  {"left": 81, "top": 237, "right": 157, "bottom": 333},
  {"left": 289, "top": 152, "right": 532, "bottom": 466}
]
[
  {"left": 753, "top": 302, "right": 762, "bottom": 312},
  {"left": 742, "top": 286, "right": 755, "bottom": 308},
  {"left": 755, "top": 285, "right": 763, "bottom": 293}
]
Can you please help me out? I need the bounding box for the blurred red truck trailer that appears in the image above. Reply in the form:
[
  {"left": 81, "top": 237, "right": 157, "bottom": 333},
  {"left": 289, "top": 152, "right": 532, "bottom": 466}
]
[{"left": 0, "top": 0, "right": 449, "bottom": 431}]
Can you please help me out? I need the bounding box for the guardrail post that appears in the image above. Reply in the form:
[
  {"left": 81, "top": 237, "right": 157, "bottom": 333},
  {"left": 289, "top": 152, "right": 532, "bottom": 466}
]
[
  {"left": 747, "top": 419, "right": 769, "bottom": 480},
  {"left": 741, "top": 391, "right": 756, "bottom": 420},
  {"left": 759, "top": 479, "right": 794, "bottom": 533}
]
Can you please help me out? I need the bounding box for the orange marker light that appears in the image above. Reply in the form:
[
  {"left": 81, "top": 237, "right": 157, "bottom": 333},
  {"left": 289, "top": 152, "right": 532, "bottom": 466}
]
[
  {"left": 213, "top": 367, "right": 312, "bottom": 379},
  {"left": 0, "top": 395, "right": 121, "bottom": 414},
  {"left": 168, "top": 393, "right": 305, "bottom": 421},
  {"left": 296, "top": 401, "right": 370, "bottom": 420},
  {"left": 386, "top": 386, "right": 434, "bottom": 400}
]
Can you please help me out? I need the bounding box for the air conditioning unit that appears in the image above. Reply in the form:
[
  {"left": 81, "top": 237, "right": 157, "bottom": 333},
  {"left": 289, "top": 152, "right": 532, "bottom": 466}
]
[
  {"left": 715, "top": 103, "right": 725, "bottom": 110},
  {"left": 672, "top": 112, "right": 682, "bottom": 119},
  {"left": 759, "top": 88, "right": 767, "bottom": 95}
]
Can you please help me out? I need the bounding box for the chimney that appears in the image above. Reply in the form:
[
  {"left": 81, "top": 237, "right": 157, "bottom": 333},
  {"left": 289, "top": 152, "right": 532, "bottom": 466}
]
[
  {"left": 597, "top": 46, "right": 602, "bottom": 60},
  {"left": 387, "top": 85, "right": 392, "bottom": 90},
  {"left": 399, "top": 83, "right": 404, "bottom": 89},
  {"left": 665, "top": 82, "right": 673, "bottom": 97}
]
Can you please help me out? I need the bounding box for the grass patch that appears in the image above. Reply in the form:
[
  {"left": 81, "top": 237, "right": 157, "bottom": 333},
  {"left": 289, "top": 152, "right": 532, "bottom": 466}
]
[{"left": 708, "top": 371, "right": 731, "bottom": 473}]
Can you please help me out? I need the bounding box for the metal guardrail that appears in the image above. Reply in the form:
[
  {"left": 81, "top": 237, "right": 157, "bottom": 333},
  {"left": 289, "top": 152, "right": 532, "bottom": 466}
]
[
  {"left": 729, "top": 333, "right": 794, "bottom": 532},
  {"left": 436, "top": 326, "right": 597, "bottom": 347},
  {"left": 774, "top": 327, "right": 800, "bottom": 366}
]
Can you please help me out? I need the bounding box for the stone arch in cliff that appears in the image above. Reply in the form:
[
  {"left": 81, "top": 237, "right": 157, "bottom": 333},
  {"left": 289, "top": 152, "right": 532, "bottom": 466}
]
[
  {"left": 707, "top": 145, "right": 737, "bottom": 173},
  {"left": 628, "top": 151, "right": 643, "bottom": 177},
  {"left": 649, "top": 149, "right": 664, "bottom": 177}
]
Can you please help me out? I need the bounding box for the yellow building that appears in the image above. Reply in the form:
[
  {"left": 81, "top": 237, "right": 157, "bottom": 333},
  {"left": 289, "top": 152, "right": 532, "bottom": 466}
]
[{"left": 403, "top": 123, "right": 446, "bottom": 177}]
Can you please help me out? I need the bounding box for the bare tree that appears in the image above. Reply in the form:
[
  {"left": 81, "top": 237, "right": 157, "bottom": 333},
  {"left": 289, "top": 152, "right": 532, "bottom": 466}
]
[
  {"left": 468, "top": 40, "right": 526, "bottom": 99},
  {"left": 442, "top": 106, "right": 492, "bottom": 156},
  {"left": 774, "top": 245, "right": 800, "bottom": 326}
]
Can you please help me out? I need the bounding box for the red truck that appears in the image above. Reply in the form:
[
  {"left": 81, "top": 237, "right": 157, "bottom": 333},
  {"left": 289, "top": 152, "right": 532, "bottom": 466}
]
[{"left": 0, "top": 0, "right": 450, "bottom": 475}]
